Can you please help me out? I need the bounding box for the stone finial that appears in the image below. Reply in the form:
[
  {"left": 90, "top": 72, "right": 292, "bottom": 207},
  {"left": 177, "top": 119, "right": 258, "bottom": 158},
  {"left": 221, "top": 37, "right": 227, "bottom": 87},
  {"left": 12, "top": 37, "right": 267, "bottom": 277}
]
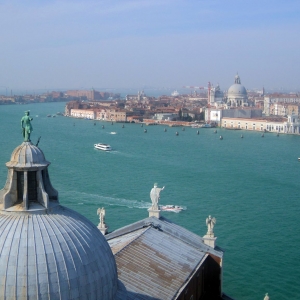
[
  {"left": 264, "top": 293, "right": 270, "bottom": 300},
  {"left": 203, "top": 215, "right": 217, "bottom": 248},
  {"left": 97, "top": 207, "right": 108, "bottom": 235},
  {"left": 148, "top": 183, "right": 164, "bottom": 218}
]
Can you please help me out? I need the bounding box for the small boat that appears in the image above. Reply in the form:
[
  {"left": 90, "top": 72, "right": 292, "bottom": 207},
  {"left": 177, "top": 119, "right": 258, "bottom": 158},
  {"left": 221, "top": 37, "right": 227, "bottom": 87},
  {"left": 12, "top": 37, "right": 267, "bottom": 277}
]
[
  {"left": 176, "top": 132, "right": 179, "bottom": 136},
  {"left": 197, "top": 130, "right": 199, "bottom": 135},
  {"left": 144, "top": 129, "right": 147, "bottom": 133},
  {"left": 110, "top": 132, "right": 117, "bottom": 135},
  {"left": 94, "top": 143, "right": 112, "bottom": 151},
  {"left": 171, "top": 90, "right": 179, "bottom": 97},
  {"left": 160, "top": 205, "right": 183, "bottom": 213},
  {"left": 201, "top": 124, "right": 212, "bottom": 128},
  {"left": 47, "top": 115, "right": 51, "bottom": 117},
  {"left": 102, "top": 125, "right": 105, "bottom": 129},
  {"left": 220, "top": 135, "right": 223, "bottom": 140}
]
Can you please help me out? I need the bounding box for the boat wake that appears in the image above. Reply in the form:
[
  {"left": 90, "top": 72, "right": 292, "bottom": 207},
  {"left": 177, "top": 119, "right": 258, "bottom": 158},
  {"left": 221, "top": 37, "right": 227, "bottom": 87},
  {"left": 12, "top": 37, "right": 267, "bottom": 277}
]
[{"left": 63, "top": 191, "right": 151, "bottom": 209}]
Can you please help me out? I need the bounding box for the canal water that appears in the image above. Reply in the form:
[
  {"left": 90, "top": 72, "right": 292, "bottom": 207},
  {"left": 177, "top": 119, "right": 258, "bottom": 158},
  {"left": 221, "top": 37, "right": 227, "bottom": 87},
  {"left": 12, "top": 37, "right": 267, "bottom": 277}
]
[{"left": 0, "top": 102, "right": 299, "bottom": 299}]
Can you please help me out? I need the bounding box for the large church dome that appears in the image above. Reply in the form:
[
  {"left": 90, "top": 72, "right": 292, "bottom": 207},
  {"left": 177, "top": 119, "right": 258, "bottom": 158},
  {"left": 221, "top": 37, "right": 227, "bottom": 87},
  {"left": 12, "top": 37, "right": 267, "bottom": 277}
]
[
  {"left": 0, "top": 136, "right": 120, "bottom": 299},
  {"left": 228, "top": 83, "right": 247, "bottom": 97},
  {"left": 227, "top": 74, "right": 248, "bottom": 107},
  {"left": 0, "top": 206, "right": 118, "bottom": 299}
]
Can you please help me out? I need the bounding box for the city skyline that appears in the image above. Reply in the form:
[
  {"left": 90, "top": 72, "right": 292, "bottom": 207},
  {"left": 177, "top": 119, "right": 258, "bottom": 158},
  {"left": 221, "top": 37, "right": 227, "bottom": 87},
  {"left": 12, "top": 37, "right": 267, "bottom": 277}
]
[{"left": 1, "top": 0, "right": 300, "bottom": 92}]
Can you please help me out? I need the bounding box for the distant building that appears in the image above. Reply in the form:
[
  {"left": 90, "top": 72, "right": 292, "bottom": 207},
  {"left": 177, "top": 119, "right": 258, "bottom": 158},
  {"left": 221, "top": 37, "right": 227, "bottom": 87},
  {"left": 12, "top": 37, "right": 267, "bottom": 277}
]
[{"left": 226, "top": 74, "right": 248, "bottom": 107}]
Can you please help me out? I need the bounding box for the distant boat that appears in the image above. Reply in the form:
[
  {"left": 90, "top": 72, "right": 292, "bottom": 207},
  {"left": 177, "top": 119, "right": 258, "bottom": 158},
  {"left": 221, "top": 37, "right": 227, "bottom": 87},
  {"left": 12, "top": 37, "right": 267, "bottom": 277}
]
[
  {"left": 160, "top": 205, "right": 183, "bottom": 213},
  {"left": 220, "top": 136, "right": 223, "bottom": 140},
  {"left": 94, "top": 143, "right": 112, "bottom": 151},
  {"left": 176, "top": 132, "right": 179, "bottom": 136},
  {"left": 144, "top": 129, "right": 147, "bottom": 133},
  {"left": 171, "top": 90, "right": 179, "bottom": 97},
  {"left": 201, "top": 124, "right": 212, "bottom": 128},
  {"left": 47, "top": 115, "right": 51, "bottom": 117}
]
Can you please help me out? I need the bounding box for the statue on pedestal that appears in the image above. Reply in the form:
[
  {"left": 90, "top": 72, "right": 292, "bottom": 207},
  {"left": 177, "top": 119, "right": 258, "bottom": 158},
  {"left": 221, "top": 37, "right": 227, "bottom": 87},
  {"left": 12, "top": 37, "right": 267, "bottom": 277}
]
[
  {"left": 97, "top": 207, "right": 106, "bottom": 228},
  {"left": 206, "top": 215, "right": 216, "bottom": 237},
  {"left": 21, "top": 111, "right": 33, "bottom": 142},
  {"left": 264, "top": 293, "right": 269, "bottom": 300},
  {"left": 150, "top": 183, "right": 164, "bottom": 210}
]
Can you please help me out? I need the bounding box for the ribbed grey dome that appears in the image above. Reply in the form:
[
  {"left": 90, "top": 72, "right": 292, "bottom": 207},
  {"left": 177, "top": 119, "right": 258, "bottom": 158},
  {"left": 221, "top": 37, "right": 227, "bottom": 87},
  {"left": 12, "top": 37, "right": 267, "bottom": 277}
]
[
  {"left": 6, "top": 142, "right": 49, "bottom": 169},
  {"left": 0, "top": 206, "right": 118, "bottom": 300},
  {"left": 228, "top": 83, "right": 247, "bottom": 96}
]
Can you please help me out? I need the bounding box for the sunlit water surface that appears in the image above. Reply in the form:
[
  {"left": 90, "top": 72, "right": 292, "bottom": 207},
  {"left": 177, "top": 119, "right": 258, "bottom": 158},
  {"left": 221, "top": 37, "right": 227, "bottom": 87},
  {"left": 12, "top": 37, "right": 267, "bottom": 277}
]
[{"left": 0, "top": 103, "right": 299, "bottom": 300}]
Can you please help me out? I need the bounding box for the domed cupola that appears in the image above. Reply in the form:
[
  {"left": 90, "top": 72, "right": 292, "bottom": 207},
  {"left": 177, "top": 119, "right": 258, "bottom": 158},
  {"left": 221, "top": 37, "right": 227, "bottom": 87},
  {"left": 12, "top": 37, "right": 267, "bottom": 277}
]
[
  {"left": 0, "top": 113, "right": 120, "bottom": 299},
  {"left": 227, "top": 74, "right": 248, "bottom": 107}
]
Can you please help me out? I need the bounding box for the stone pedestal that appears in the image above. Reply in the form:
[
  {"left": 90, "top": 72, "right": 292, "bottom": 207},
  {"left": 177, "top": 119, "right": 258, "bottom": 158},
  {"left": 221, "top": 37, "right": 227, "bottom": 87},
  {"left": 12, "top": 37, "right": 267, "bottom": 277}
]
[
  {"left": 98, "top": 225, "right": 108, "bottom": 235},
  {"left": 148, "top": 208, "right": 160, "bottom": 218},
  {"left": 203, "top": 235, "right": 217, "bottom": 248}
]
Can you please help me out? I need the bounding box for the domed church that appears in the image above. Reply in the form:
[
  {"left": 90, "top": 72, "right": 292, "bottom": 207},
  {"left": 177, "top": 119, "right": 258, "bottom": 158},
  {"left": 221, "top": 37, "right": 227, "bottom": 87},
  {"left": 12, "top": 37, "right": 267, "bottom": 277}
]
[
  {"left": 226, "top": 74, "right": 248, "bottom": 107},
  {"left": 0, "top": 113, "right": 232, "bottom": 299},
  {"left": 0, "top": 112, "right": 121, "bottom": 299}
]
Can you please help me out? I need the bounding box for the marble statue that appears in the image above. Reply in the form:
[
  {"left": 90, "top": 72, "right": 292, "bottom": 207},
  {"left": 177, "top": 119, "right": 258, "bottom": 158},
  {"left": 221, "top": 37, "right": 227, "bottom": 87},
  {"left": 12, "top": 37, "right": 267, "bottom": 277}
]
[
  {"left": 264, "top": 293, "right": 269, "bottom": 300},
  {"left": 97, "top": 207, "right": 105, "bottom": 227},
  {"left": 21, "top": 111, "right": 33, "bottom": 142},
  {"left": 150, "top": 183, "right": 164, "bottom": 210},
  {"left": 206, "top": 215, "right": 216, "bottom": 236}
]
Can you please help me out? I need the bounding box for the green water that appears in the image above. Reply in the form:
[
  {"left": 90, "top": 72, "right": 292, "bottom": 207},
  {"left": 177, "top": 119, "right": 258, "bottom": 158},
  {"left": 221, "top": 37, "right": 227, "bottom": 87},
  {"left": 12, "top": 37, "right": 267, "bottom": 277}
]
[{"left": 1, "top": 102, "right": 299, "bottom": 299}]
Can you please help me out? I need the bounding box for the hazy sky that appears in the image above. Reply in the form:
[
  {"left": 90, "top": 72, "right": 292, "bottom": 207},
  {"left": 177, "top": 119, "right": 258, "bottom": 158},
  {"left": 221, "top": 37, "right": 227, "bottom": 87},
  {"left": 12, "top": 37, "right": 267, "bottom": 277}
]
[{"left": 1, "top": 0, "right": 299, "bottom": 92}]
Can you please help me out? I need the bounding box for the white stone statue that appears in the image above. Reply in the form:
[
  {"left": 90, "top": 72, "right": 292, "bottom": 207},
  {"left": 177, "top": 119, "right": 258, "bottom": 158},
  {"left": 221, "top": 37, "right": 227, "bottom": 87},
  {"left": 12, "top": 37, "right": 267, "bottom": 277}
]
[
  {"left": 97, "top": 207, "right": 105, "bottom": 227},
  {"left": 264, "top": 293, "right": 269, "bottom": 300},
  {"left": 150, "top": 183, "right": 164, "bottom": 210},
  {"left": 206, "top": 215, "right": 216, "bottom": 236}
]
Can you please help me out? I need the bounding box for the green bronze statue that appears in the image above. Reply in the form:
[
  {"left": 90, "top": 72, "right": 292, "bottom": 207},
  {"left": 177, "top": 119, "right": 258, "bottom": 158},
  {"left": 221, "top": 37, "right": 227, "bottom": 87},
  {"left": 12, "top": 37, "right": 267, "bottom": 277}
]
[{"left": 21, "top": 111, "right": 33, "bottom": 142}]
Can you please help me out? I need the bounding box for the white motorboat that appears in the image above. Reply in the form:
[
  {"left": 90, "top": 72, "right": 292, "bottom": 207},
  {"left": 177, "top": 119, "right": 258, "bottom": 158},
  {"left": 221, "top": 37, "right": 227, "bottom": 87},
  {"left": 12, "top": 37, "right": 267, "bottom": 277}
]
[
  {"left": 94, "top": 143, "right": 112, "bottom": 151},
  {"left": 171, "top": 90, "right": 179, "bottom": 97},
  {"left": 201, "top": 123, "right": 212, "bottom": 128},
  {"left": 160, "top": 205, "right": 183, "bottom": 213}
]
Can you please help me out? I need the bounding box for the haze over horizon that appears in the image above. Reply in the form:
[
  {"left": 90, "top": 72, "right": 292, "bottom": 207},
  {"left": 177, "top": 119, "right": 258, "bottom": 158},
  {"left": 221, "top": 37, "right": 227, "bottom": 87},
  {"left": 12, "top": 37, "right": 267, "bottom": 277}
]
[{"left": 1, "top": 0, "right": 299, "bottom": 94}]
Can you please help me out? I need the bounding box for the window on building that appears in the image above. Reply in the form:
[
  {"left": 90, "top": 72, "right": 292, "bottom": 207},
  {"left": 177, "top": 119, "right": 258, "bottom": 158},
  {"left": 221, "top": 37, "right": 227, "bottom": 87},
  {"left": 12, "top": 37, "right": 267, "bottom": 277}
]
[
  {"left": 28, "top": 171, "right": 37, "bottom": 202},
  {"left": 17, "top": 171, "right": 24, "bottom": 200}
]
